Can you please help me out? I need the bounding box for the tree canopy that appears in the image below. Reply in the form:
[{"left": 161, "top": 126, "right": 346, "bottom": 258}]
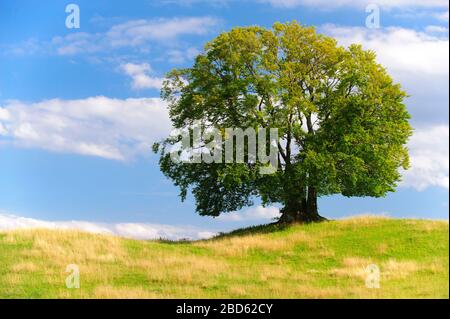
[{"left": 154, "top": 21, "right": 412, "bottom": 223}]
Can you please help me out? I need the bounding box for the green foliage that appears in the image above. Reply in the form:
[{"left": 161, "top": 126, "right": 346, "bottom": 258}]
[{"left": 154, "top": 21, "right": 412, "bottom": 219}]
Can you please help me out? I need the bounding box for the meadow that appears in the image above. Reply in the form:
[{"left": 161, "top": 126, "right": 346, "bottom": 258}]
[{"left": 0, "top": 216, "right": 448, "bottom": 298}]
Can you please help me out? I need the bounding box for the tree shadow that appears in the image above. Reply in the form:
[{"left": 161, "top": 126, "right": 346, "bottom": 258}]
[{"left": 209, "top": 222, "right": 290, "bottom": 240}]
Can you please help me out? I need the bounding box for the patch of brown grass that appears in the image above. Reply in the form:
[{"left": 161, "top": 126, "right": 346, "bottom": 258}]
[
  {"left": 329, "top": 257, "right": 444, "bottom": 282},
  {"left": 11, "top": 262, "right": 38, "bottom": 273},
  {"left": 405, "top": 220, "right": 449, "bottom": 232},
  {"left": 6, "top": 229, "right": 127, "bottom": 266},
  {"left": 93, "top": 286, "right": 160, "bottom": 299},
  {"left": 337, "top": 215, "right": 390, "bottom": 227},
  {"left": 196, "top": 230, "right": 314, "bottom": 257}
]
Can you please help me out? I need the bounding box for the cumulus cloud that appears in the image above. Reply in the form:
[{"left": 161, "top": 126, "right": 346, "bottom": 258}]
[
  {"left": 259, "top": 0, "right": 449, "bottom": 9},
  {"left": 322, "top": 25, "right": 449, "bottom": 77},
  {"left": 167, "top": 0, "right": 449, "bottom": 9},
  {"left": 218, "top": 206, "right": 280, "bottom": 222},
  {"left": 2, "top": 38, "right": 44, "bottom": 56},
  {"left": 0, "top": 97, "right": 171, "bottom": 161},
  {"left": 52, "top": 17, "right": 218, "bottom": 56},
  {"left": 402, "top": 125, "right": 449, "bottom": 191},
  {"left": 160, "top": 0, "right": 230, "bottom": 7},
  {"left": 0, "top": 213, "right": 216, "bottom": 240},
  {"left": 107, "top": 17, "right": 217, "bottom": 44},
  {"left": 434, "top": 10, "right": 449, "bottom": 21},
  {"left": 120, "top": 63, "right": 164, "bottom": 90},
  {"left": 167, "top": 47, "right": 200, "bottom": 64},
  {"left": 425, "top": 25, "right": 449, "bottom": 34}
]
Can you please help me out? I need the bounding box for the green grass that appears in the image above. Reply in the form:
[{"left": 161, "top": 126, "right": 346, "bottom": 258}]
[{"left": 0, "top": 216, "right": 448, "bottom": 299}]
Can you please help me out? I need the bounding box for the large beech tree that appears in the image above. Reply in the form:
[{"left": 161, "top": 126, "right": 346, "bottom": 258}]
[{"left": 154, "top": 22, "right": 412, "bottom": 223}]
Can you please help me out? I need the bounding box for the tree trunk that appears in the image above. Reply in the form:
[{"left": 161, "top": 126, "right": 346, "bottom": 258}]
[
  {"left": 278, "top": 199, "right": 304, "bottom": 224},
  {"left": 306, "top": 187, "right": 318, "bottom": 217},
  {"left": 279, "top": 187, "right": 325, "bottom": 224}
]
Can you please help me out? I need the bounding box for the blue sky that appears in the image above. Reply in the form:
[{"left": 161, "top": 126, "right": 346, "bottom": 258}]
[{"left": 0, "top": 0, "right": 448, "bottom": 239}]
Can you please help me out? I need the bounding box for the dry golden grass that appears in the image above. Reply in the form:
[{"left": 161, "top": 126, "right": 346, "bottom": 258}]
[
  {"left": 11, "top": 262, "right": 38, "bottom": 273},
  {"left": 93, "top": 286, "right": 160, "bottom": 299},
  {"left": 336, "top": 215, "right": 390, "bottom": 226},
  {"left": 330, "top": 257, "right": 446, "bottom": 282},
  {"left": 405, "top": 220, "right": 449, "bottom": 232},
  {"left": 5, "top": 229, "right": 126, "bottom": 265},
  {"left": 3, "top": 273, "right": 22, "bottom": 286},
  {"left": 196, "top": 230, "right": 314, "bottom": 257}
]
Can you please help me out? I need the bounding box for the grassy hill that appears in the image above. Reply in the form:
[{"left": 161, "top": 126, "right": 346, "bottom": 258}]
[{"left": 0, "top": 216, "right": 448, "bottom": 299}]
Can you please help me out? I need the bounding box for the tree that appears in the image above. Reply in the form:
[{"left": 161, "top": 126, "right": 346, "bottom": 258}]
[{"left": 153, "top": 21, "right": 412, "bottom": 223}]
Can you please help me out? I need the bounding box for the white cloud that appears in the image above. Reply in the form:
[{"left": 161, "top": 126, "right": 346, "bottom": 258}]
[
  {"left": 120, "top": 63, "right": 164, "bottom": 90},
  {"left": 0, "top": 213, "right": 216, "bottom": 240},
  {"left": 52, "top": 17, "right": 218, "bottom": 56},
  {"left": 161, "top": 0, "right": 230, "bottom": 7},
  {"left": 259, "top": 0, "right": 449, "bottom": 9},
  {"left": 52, "top": 32, "right": 102, "bottom": 55},
  {"left": 322, "top": 25, "right": 449, "bottom": 77},
  {"left": 402, "top": 125, "right": 449, "bottom": 191},
  {"left": 106, "top": 17, "right": 217, "bottom": 45},
  {"left": 218, "top": 205, "right": 280, "bottom": 222},
  {"left": 2, "top": 38, "right": 44, "bottom": 56},
  {"left": 167, "top": 47, "right": 200, "bottom": 64},
  {"left": 0, "top": 124, "right": 7, "bottom": 136},
  {"left": 0, "top": 97, "right": 171, "bottom": 161},
  {"left": 0, "top": 108, "right": 10, "bottom": 121},
  {"left": 425, "top": 25, "right": 449, "bottom": 33},
  {"left": 434, "top": 10, "right": 449, "bottom": 21}
]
